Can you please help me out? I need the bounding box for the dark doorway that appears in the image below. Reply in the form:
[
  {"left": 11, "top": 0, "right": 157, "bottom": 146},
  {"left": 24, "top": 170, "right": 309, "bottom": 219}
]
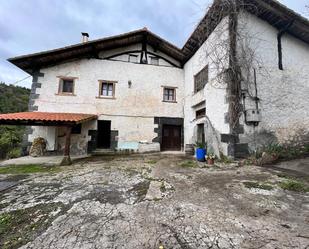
[
  {"left": 97, "top": 120, "right": 111, "bottom": 148},
  {"left": 161, "top": 125, "right": 181, "bottom": 151},
  {"left": 197, "top": 124, "right": 205, "bottom": 144}
]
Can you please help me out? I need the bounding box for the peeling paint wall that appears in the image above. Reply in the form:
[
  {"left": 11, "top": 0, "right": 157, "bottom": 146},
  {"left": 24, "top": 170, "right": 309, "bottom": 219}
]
[{"left": 238, "top": 11, "right": 309, "bottom": 151}]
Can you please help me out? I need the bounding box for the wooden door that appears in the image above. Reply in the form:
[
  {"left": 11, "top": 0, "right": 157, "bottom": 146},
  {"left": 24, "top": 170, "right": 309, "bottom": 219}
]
[{"left": 161, "top": 125, "right": 181, "bottom": 151}]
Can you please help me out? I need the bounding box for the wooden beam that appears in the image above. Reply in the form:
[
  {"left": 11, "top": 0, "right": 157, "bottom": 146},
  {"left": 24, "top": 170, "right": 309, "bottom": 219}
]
[{"left": 60, "top": 126, "right": 72, "bottom": 166}]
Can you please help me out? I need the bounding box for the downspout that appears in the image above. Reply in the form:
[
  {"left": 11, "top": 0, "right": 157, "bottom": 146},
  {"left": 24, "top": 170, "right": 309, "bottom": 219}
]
[{"left": 277, "top": 21, "right": 294, "bottom": 70}]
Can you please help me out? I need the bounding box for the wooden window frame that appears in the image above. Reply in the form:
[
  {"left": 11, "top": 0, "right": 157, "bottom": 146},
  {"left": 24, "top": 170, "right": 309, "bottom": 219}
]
[
  {"left": 97, "top": 80, "right": 117, "bottom": 99},
  {"left": 162, "top": 86, "right": 177, "bottom": 103},
  {"left": 194, "top": 65, "right": 209, "bottom": 93},
  {"left": 56, "top": 76, "right": 77, "bottom": 96}
]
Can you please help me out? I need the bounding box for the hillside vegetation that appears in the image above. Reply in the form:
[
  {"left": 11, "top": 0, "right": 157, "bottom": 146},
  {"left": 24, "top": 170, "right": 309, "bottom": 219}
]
[{"left": 0, "top": 83, "right": 30, "bottom": 159}]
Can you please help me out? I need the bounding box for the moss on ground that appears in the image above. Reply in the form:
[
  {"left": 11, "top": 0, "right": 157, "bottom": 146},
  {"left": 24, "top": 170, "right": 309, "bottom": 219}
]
[
  {"left": 0, "top": 203, "right": 64, "bottom": 249},
  {"left": 145, "top": 160, "right": 157, "bottom": 165},
  {"left": 179, "top": 160, "right": 197, "bottom": 168},
  {"left": 243, "top": 181, "right": 274, "bottom": 190},
  {"left": 279, "top": 180, "right": 309, "bottom": 192},
  {"left": 0, "top": 164, "right": 61, "bottom": 175}
]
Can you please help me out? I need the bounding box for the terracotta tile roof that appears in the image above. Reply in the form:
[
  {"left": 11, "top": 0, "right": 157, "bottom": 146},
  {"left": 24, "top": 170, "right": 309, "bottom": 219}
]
[{"left": 0, "top": 112, "right": 97, "bottom": 125}]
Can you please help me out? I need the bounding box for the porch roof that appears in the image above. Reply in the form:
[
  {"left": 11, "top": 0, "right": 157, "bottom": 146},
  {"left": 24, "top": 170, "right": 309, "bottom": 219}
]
[{"left": 0, "top": 112, "right": 97, "bottom": 126}]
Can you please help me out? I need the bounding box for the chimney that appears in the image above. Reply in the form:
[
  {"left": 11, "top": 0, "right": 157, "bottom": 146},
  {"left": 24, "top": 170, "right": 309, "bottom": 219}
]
[{"left": 81, "top": 32, "right": 89, "bottom": 43}]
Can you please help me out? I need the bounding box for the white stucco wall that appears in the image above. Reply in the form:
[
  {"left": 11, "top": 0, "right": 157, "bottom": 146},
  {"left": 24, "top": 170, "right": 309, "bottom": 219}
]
[
  {"left": 30, "top": 55, "right": 184, "bottom": 154},
  {"left": 183, "top": 16, "right": 230, "bottom": 155},
  {"left": 238, "top": 11, "right": 309, "bottom": 149}
]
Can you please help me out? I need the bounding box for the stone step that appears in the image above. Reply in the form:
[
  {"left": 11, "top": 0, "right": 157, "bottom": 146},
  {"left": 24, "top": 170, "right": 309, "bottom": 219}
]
[{"left": 91, "top": 149, "right": 115, "bottom": 156}]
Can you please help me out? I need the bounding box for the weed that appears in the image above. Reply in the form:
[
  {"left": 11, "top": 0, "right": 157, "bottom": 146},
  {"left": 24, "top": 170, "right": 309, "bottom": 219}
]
[
  {"left": 243, "top": 181, "right": 274, "bottom": 190},
  {"left": 0, "top": 164, "right": 61, "bottom": 174},
  {"left": 179, "top": 160, "right": 197, "bottom": 168},
  {"left": 146, "top": 160, "right": 157, "bottom": 164},
  {"left": 279, "top": 180, "right": 309, "bottom": 192},
  {"left": 160, "top": 182, "right": 166, "bottom": 193},
  {"left": 0, "top": 214, "right": 13, "bottom": 234},
  {"left": 256, "top": 143, "right": 309, "bottom": 160},
  {"left": 0, "top": 203, "right": 64, "bottom": 249},
  {"left": 218, "top": 153, "right": 233, "bottom": 164}
]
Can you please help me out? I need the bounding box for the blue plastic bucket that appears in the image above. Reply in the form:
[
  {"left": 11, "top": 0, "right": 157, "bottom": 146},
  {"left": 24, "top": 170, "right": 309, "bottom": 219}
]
[{"left": 196, "top": 148, "right": 206, "bottom": 162}]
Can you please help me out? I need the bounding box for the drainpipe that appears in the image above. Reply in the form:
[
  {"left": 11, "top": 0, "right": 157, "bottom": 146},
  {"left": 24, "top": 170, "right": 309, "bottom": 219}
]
[{"left": 277, "top": 21, "right": 294, "bottom": 70}]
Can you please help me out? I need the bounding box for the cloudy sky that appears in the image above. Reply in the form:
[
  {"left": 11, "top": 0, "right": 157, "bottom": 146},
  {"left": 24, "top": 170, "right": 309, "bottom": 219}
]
[{"left": 0, "top": 0, "right": 308, "bottom": 88}]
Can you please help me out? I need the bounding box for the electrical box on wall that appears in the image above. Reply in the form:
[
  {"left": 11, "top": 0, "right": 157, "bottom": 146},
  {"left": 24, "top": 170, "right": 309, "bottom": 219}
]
[{"left": 245, "top": 109, "right": 262, "bottom": 123}]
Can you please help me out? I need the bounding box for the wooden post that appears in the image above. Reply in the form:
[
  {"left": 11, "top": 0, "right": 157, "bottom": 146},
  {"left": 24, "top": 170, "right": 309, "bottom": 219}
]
[{"left": 60, "top": 126, "right": 72, "bottom": 166}]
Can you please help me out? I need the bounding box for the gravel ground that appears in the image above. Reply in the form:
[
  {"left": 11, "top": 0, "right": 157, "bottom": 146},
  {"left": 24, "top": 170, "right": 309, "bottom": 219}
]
[{"left": 0, "top": 154, "right": 308, "bottom": 249}]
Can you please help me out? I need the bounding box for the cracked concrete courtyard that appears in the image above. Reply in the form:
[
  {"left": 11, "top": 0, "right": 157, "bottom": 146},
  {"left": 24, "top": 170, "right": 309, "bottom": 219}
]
[{"left": 0, "top": 154, "right": 309, "bottom": 249}]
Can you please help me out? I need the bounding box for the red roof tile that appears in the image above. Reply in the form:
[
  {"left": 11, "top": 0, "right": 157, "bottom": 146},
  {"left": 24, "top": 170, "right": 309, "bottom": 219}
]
[{"left": 0, "top": 112, "right": 97, "bottom": 125}]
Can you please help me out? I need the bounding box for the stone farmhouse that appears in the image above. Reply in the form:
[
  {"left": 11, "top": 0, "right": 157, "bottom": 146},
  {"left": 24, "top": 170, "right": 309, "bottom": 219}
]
[{"left": 1, "top": 0, "right": 308, "bottom": 162}]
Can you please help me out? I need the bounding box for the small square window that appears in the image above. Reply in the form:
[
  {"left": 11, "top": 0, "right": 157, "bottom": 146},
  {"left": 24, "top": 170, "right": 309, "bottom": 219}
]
[
  {"left": 58, "top": 78, "right": 75, "bottom": 94},
  {"left": 99, "top": 81, "right": 115, "bottom": 97},
  {"left": 128, "top": 54, "right": 138, "bottom": 63},
  {"left": 150, "top": 57, "right": 159, "bottom": 65},
  {"left": 163, "top": 87, "right": 176, "bottom": 102}
]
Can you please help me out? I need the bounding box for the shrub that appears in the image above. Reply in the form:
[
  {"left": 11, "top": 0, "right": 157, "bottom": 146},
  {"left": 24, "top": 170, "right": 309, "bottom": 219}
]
[
  {"left": 251, "top": 143, "right": 309, "bottom": 164},
  {"left": 7, "top": 148, "right": 22, "bottom": 159},
  {"left": 0, "top": 126, "right": 24, "bottom": 159}
]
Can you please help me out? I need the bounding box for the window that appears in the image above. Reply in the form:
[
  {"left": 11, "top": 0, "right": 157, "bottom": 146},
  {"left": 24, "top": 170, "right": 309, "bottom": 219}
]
[
  {"left": 99, "top": 81, "right": 116, "bottom": 98},
  {"left": 194, "top": 65, "right": 208, "bottom": 93},
  {"left": 150, "top": 57, "right": 159, "bottom": 66},
  {"left": 196, "top": 108, "right": 206, "bottom": 119},
  {"left": 163, "top": 87, "right": 176, "bottom": 102},
  {"left": 58, "top": 77, "right": 75, "bottom": 95},
  {"left": 128, "top": 54, "right": 138, "bottom": 63}
]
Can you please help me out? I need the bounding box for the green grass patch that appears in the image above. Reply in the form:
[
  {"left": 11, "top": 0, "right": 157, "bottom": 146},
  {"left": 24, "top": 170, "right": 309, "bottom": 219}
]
[
  {"left": 277, "top": 173, "right": 291, "bottom": 179},
  {"left": 179, "top": 160, "right": 197, "bottom": 168},
  {"left": 0, "top": 164, "right": 61, "bottom": 174},
  {"left": 279, "top": 180, "right": 309, "bottom": 192},
  {"left": 243, "top": 181, "right": 274, "bottom": 190},
  {"left": 145, "top": 160, "right": 157, "bottom": 164}
]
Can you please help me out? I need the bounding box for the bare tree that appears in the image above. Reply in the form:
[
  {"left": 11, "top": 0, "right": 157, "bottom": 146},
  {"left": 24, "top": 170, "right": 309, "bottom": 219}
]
[{"left": 189, "top": 0, "right": 267, "bottom": 155}]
